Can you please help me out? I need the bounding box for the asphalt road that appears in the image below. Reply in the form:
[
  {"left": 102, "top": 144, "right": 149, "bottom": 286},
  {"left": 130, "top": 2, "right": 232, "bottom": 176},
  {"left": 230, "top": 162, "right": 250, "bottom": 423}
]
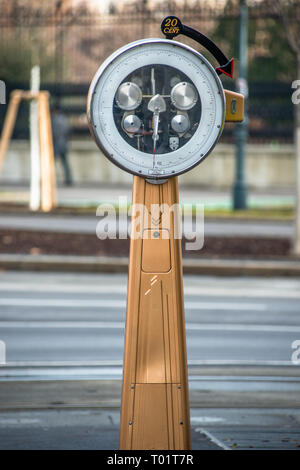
[
  {"left": 0, "top": 271, "right": 300, "bottom": 371},
  {"left": 0, "top": 271, "right": 300, "bottom": 450},
  {"left": 0, "top": 408, "right": 300, "bottom": 450}
]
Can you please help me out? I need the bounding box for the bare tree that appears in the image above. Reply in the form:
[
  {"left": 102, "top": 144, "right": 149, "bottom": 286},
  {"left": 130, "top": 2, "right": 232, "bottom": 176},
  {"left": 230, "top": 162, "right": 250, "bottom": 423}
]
[{"left": 271, "top": 0, "right": 300, "bottom": 255}]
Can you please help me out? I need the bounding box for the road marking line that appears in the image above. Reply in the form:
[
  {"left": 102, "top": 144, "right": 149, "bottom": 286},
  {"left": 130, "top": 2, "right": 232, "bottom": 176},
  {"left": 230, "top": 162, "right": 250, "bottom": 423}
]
[
  {"left": 1, "top": 359, "right": 295, "bottom": 367},
  {"left": 0, "top": 321, "right": 299, "bottom": 332},
  {"left": 191, "top": 417, "right": 225, "bottom": 423},
  {"left": 186, "top": 302, "right": 266, "bottom": 311},
  {"left": 0, "top": 298, "right": 127, "bottom": 308},
  {"left": 0, "top": 283, "right": 128, "bottom": 294},
  {"left": 184, "top": 287, "right": 300, "bottom": 300},
  {"left": 0, "top": 418, "right": 40, "bottom": 425},
  {"left": 0, "top": 321, "right": 125, "bottom": 328},
  {"left": 0, "top": 367, "right": 124, "bottom": 378},
  {"left": 0, "top": 298, "right": 267, "bottom": 311},
  {"left": 3, "top": 360, "right": 125, "bottom": 367},
  {"left": 0, "top": 283, "right": 300, "bottom": 299},
  {"left": 186, "top": 324, "right": 300, "bottom": 332},
  {"left": 195, "top": 428, "right": 231, "bottom": 451},
  {"left": 188, "top": 359, "right": 294, "bottom": 366}
]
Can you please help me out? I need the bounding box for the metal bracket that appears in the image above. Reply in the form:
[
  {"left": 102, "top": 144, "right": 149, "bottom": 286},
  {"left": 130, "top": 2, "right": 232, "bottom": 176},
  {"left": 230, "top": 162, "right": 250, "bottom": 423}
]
[{"left": 161, "top": 16, "right": 234, "bottom": 79}]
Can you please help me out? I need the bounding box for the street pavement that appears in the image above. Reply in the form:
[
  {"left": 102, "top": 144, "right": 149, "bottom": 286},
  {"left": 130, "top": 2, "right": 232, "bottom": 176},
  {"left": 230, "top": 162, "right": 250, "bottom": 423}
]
[
  {"left": 0, "top": 183, "right": 295, "bottom": 239},
  {"left": 0, "top": 408, "right": 300, "bottom": 450},
  {"left": 1, "top": 271, "right": 300, "bottom": 365},
  {"left": 0, "top": 183, "right": 294, "bottom": 210},
  {"left": 0, "top": 271, "right": 300, "bottom": 449},
  {"left": 0, "top": 212, "right": 293, "bottom": 238}
]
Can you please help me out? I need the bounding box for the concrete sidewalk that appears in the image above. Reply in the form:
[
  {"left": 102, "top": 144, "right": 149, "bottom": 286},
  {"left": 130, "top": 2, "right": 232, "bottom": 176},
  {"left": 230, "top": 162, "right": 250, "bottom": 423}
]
[
  {"left": 0, "top": 379, "right": 299, "bottom": 450},
  {"left": 1, "top": 407, "right": 300, "bottom": 450},
  {"left": 0, "top": 213, "right": 293, "bottom": 238},
  {"left": 0, "top": 183, "right": 295, "bottom": 209},
  {"left": 0, "top": 363, "right": 299, "bottom": 450}
]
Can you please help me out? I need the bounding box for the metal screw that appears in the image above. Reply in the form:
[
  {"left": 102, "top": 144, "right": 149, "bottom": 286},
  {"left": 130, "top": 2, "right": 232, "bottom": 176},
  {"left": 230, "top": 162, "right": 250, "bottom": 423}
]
[
  {"left": 129, "top": 421, "right": 133, "bottom": 425},
  {"left": 153, "top": 231, "right": 159, "bottom": 238},
  {"left": 180, "top": 421, "right": 184, "bottom": 425}
]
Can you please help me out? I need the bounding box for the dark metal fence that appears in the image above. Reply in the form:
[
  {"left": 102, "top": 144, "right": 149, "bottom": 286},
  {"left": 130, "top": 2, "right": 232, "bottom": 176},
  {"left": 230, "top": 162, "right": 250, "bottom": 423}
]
[
  {"left": 0, "top": 0, "right": 297, "bottom": 143},
  {"left": 0, "top": 79, "right": 293, "bottom": 144}
]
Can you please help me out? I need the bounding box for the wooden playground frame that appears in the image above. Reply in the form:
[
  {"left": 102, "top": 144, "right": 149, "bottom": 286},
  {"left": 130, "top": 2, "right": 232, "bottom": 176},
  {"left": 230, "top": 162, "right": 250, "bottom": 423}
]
[{"left": 0, "top": 90, "right": 56, "bottom": 212}]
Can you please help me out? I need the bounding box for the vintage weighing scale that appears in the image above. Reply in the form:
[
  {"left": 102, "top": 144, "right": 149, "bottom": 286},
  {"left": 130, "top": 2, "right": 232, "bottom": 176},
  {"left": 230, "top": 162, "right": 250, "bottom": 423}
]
[{"left": 87, "top": 16, "right": 244, "bottom": 450}]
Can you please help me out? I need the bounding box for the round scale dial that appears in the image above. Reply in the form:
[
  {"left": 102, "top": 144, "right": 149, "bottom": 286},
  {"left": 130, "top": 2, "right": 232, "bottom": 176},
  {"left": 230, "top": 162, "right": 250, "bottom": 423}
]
[{"left": 87, "top": 38, "right": 225, "bottom": 180}]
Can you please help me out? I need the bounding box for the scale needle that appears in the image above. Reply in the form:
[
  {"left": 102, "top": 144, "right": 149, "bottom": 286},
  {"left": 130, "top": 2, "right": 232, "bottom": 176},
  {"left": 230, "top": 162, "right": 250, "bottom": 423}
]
[{"left": 148, "top": 94, "right": 166, "bottom": 168}]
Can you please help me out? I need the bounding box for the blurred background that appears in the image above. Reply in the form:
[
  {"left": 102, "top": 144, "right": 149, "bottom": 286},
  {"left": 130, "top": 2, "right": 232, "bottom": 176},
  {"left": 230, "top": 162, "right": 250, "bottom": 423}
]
[
  {"left": 0, "top": 0, "right": 300, "bottom": 451},
  {"left": 0, "top": 0, "right": 297, "bottom": 191}
]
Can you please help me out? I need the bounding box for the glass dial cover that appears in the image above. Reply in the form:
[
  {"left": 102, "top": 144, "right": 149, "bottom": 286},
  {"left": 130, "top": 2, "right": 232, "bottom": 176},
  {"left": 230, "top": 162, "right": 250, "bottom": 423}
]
[{"left": 87, "top": 38, "right": 225, "bottom": 179}]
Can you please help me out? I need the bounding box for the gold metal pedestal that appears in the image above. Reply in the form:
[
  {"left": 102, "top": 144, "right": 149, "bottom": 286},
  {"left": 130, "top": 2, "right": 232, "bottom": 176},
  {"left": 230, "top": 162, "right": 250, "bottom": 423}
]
[{"left": 120, "top": 175, "right": 191, "bottom": 450}]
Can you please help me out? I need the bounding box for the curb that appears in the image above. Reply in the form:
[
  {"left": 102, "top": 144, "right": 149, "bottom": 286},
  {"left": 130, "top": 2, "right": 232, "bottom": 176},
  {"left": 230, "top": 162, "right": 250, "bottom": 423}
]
[
  {"left": 0, "top": 378, "right": 299, "bottom": 410},
  {"left": 0, "top": 377, "right": 299, "bottom": 410},
  {"left": 1, "top": 253, "right": 300, "bottom": 276}
]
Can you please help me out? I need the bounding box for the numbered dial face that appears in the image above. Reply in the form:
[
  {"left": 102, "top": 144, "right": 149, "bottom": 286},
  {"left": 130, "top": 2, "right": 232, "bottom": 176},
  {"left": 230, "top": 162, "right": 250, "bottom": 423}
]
[{"left": 88, "top": 38, "right": 225, "bottom": 179}]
